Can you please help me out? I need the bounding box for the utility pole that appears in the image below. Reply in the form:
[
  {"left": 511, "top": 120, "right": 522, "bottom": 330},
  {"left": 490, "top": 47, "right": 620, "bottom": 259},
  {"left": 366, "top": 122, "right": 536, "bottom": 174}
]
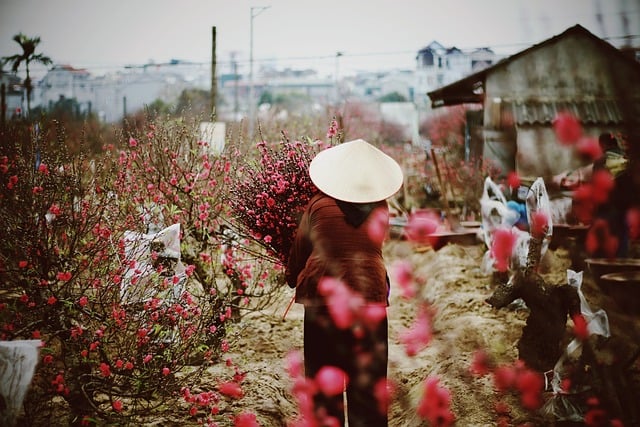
[
  {"left": 211, "top": 26, "right": 218, "bottom": 120},
  {"left": 248, "top": 5, "right": 270, "bottom": 138},
  {"left": 335, "top": 51, "right": 343, "bottom": 104},
  {"left": 231, "top": 52, "right": 239, "bottom": 119}
]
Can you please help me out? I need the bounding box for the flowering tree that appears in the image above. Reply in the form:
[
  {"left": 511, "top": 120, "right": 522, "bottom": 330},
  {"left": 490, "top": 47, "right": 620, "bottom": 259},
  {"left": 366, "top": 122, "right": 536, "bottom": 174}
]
[
  {"left": 0, "top": 117, "right": 275, "bottom": 425},
  {"left": 225, "top": 135, "right": 321, "bottom": 266}
]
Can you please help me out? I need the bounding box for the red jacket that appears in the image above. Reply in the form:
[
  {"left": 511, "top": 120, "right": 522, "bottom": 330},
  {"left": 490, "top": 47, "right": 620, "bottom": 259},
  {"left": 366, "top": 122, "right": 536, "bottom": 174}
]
[{"left": 286, "top": 193, "right": 389, "bottom": 306}]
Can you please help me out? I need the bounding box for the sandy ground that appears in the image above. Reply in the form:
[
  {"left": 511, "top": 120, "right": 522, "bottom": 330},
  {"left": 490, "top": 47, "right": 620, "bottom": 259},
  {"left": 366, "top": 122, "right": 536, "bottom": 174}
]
[{"left": 197, "top": 237, "right": 640, "bottom": 427}]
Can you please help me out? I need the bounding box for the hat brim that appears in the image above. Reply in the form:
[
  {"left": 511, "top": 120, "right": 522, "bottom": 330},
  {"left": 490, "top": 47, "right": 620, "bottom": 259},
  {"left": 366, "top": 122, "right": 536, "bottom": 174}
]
[{"left": 309, "top": 139, "right": 404, "bottom": 203}]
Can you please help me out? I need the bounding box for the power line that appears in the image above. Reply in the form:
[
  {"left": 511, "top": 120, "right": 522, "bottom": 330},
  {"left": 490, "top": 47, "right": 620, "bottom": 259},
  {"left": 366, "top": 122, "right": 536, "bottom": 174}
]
[{"left": 17, "top": 31, "right": 640, "bottom": 78}]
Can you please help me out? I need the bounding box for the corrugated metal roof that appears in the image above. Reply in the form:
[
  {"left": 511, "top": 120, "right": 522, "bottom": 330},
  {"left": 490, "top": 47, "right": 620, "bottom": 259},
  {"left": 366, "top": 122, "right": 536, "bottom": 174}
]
[{"left": 510, "top": 99, "right": 626, "bottom": 125}]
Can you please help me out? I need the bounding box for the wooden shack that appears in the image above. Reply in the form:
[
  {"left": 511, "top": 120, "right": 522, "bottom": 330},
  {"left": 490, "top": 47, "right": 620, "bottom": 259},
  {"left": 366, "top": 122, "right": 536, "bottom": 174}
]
[{"left": 427, "top": 24, "right": 640, "bottom": 180}]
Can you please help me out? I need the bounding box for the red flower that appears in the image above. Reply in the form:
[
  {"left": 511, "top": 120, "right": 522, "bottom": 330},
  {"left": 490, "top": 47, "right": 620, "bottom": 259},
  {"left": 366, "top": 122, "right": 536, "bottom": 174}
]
[
  {"left": 56, "top": 271, "right": 72, "bottom": 282},
  {"left": 576, "top": 137, "right": 602, "bottom": 161},
  {"left": 417, "top": 376, "right": 455, "bottom": 426},
  {"left": 404, "top": 210, "right": 440, "bottom": 245},
  {"left": 506, "top": 171, "right": 521, "bottom": 189},
  {"left": 627, "top": 207, "right": 640, "bottom": 240},
  {"left": 99, "top": 362, "right": 111, "bottom": 377},
  {"left": 490, "top": 227, "right": 517, "bottom": 272},
  {"left": 399, "top": 306, "right": 433, "bottom": 356},
  {"left": 493, "top": 365, "right": 516, "bottom": 392},
  {"left": 530, "top": 211, "right": 549, "bottom": 238},
  {"left": 218, "top": 381, "right": 244, "bottom": 399},
  {"left": 315, "top": 366, "right": 348, "bottom": 396},
  {"left": 469, "top": 350, "right": 492, "bottom": 377},
  {"left": 112, "top": 400, "right": 123, "bottom": 412},
  {"left": 515, "top": 370, "right": 543, "bottom": 410},
  {"left": 572, "top": 313, "right": 589, "bottom": 340},
  {"left": 553, "top": 111, "right": 582, "bottom": 145},
  {"left": 234, "top": 412, "right": 260, "bottom": 427}
]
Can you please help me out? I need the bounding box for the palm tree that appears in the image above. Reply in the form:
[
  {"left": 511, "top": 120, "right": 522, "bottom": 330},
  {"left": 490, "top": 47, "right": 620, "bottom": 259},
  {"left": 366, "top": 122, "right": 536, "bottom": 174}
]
[{"left": 2, "top": 33, "right": 52, "bottom": 117}]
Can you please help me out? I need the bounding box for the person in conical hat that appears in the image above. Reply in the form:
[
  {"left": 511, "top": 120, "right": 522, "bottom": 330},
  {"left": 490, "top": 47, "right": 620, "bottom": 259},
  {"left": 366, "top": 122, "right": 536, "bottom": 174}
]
[{"left": 286, "top": 138, "right": 403, "bottom": 427}]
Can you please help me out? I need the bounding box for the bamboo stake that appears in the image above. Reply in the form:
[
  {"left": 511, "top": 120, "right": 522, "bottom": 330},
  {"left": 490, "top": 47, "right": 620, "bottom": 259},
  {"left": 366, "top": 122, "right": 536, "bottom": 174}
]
[{"left": 431, "top": 148, "right": 460, "bottom": 231}]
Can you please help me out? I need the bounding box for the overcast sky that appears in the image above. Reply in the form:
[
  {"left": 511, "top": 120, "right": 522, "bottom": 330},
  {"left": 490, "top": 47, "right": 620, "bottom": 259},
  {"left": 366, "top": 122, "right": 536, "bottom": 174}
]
[{"left": 1, "top": 0, "right": 638, "bottom": 79}]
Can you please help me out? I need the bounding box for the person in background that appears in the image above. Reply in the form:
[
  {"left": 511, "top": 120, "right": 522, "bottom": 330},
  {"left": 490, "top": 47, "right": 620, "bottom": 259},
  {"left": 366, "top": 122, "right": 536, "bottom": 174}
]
[
  {"left": 286, "top": 139, "right": 403, "bottom": 427},
  {"left": 591, "top": 132, "right": 631, "bottom": 257},
  {"left": 593, "top": 132, "right": 626, "bottom": 176}
]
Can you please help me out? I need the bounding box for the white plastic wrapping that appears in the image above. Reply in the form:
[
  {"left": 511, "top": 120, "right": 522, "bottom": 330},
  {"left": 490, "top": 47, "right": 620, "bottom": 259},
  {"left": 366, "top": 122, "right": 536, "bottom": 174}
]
[
  {"left": 0, "top": 340, "right": 42, "bottom": 427},
  {"left": 121, "top": 223, "right": 185, "bottom": 303}
]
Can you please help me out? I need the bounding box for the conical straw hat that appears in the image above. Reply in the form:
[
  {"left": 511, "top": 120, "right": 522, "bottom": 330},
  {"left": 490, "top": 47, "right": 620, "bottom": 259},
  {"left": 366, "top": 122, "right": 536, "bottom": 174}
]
[{"left": 309, "top": 139, "right": 404, "bottom": 203}]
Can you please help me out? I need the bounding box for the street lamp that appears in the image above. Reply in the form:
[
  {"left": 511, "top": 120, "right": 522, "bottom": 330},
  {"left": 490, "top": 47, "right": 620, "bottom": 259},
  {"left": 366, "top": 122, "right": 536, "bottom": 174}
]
[{"left": 248, "top": 5, "right": 270, "bottom": 138}]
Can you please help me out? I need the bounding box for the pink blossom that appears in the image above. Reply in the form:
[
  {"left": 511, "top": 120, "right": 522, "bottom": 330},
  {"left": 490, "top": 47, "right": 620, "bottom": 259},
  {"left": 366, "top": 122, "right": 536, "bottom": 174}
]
[
  {"left": 374, "top": 378, "right": 396, "bottom": 415},
  {"left": 399, "top": 306, "right": 433, "bottom": 356},
  {"left": 218, "top": 381, "right": 243, "bottom": 399},
  {"left": 530, "top": 211, "right": 549, "bottom": 238},
  {"left": 553, "top": 111, "right": 582, "bottom": 145},
  {"left": 367, "top": 207, "right": 389, "bottom": 245},
  {"left": 490, "top": 227, "right": 517, "bottom": 272},
  {"left": 493, "top": 364, "right": 517, "bottom": 392},
  {"left": 627, "top": 207, "right": 640, "bottom": 240},
  {"left": 576, "top": 137, "right": 602, "bottom": 161},
  {"left": 128, "top": 137, "right": 138, "bottom": 147},
  {"left": 506, "top": 171, "right": 520, "bottom": 189},
  {"left": 234, "top": 412, "right": 260, "bottom": 427},
  {"left": 404, "top": 211, "right": 440, "bottom": 246},
  {"left": 572, "top": 313, "right": 589, "bottom": 340},
  {"left": 99, "top": 362, "right": 111, "bottom": 377},
  {"left": 315, "top": 366, "right": 347, "bottom": 396},
  {"left": 392, "top": 260, "right": 416, "bottom": 298},
  {"left": 417, "top": 376, "right": 455, "bottom": 426},
  {"left": 318, "top": 277, "right": 362, "bottom": 329},
  {"left": 285, "top": 350, "right": 304, "bottom": 378},
  {"left": 469, "top": 350, "right": 492, "bottom": 377},
  {"left": 56, "top": 271, "right": 72, "bottom": 282}
]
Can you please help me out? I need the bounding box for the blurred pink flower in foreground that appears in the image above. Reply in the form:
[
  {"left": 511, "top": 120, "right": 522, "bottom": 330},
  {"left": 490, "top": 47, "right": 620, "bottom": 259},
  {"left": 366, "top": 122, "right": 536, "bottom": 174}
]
[
  {"left": 399, "top": 305, "right": 433, "bottom": 356},
  {"left": 490, "top": 227, "right": 517, "bottom": 272},
  {"left": 417, "top": 376, "right": 455, "bottom": 426},
  {"left": 553, "top": 111, "right": 582, "bottom": 145},
  {"left": 404, "top": 210, "right": 441, "bottom": 246},
  {"left": 315, "top": 366, "right": 348, "bottom": 396}
]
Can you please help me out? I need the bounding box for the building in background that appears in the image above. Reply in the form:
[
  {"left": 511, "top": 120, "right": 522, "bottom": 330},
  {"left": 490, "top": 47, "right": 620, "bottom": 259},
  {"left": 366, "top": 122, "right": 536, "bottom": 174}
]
[
  {"left": 427, "top": 24, "right": 640, "bottom": 180},
  {"left": 414, "top": 41, "right": 502, "bottom": 108},
  {"left": 0, "top": 71, "right": 24, "bottom": 121}
]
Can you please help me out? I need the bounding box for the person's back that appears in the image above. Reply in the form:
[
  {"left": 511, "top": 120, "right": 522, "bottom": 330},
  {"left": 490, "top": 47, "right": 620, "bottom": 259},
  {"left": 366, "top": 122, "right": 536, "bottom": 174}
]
[{"left": 290, "top": 193, "right": 388, "bottom": 306}]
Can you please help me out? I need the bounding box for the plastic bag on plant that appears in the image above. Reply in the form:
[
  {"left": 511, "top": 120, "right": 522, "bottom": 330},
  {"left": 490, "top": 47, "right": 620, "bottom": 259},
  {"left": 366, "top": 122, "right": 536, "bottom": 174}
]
[
  {"left": 479, "top": 177, "right": 520, "bottom": 274},
  {"left": 540, "top": 269, "right": 610, "bottom": 422},
  {"left": 480, "top": 177, "right": 555, "bottom": 275},
  {"left": 566, "top": 269, "right": 610, "bottom": 338},
  {"left": 122, "top": 223, "right": 185, "bottom": 304}
]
